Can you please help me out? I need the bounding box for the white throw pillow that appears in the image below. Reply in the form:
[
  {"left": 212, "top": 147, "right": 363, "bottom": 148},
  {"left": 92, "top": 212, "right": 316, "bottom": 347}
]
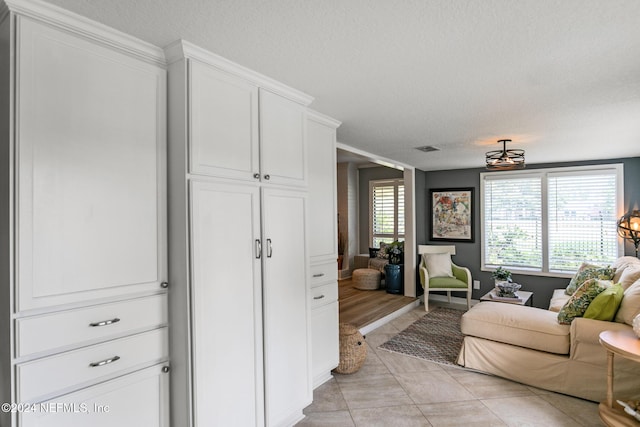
[
  {"left": 423, "top": 252, "right": 453, "bottom": 278},
  {"left": 615, "top": 278, "right": 640, "bottom": 325}
]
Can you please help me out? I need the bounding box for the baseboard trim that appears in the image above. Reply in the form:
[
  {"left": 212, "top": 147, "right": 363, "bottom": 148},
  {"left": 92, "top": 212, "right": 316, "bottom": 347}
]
[{"left": 359, "top": 299, "right": 420, "bottom": 335}]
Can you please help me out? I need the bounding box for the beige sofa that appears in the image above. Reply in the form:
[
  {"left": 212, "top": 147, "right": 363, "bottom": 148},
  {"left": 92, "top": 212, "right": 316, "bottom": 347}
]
[{"left": 457, "top": 256, "right": 640, "bottom": 402}]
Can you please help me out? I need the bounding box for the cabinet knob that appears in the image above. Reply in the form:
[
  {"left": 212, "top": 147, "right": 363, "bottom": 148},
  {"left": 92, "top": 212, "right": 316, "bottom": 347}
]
[
  {"left": 162, "top": 366, "right": 170, "bottom": 373},
  {"left": 263, "top": 174, "right": 270, "bottom": 180},
  {"left": 160, "top": 282, "right": 169, "bottom": 289},
  {"left": 253, "top": 173, "right": 260, "bottom": 179}
]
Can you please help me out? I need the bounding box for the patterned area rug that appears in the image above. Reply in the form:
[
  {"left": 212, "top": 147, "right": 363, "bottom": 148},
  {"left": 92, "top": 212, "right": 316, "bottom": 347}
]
[{"left": 379, "top": 306, "right": 465, "bottom": 367}]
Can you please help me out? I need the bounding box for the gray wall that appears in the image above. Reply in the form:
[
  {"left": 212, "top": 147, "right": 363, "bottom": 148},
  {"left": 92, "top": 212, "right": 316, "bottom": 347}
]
[
  {"left": 417, "top": 157, "right": 640, "bottom": 308},
  {"left": 358, "top": 166, "right": 404, "bottom": 254}
]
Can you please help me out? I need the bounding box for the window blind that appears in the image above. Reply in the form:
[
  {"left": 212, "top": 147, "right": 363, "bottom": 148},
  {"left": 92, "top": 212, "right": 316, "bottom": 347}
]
[
  {"left": 481, "top": 164, "right": 623, "bottom": 275},
  {"left": 548, "top": 171, "right": 619, "bottom": 272}
]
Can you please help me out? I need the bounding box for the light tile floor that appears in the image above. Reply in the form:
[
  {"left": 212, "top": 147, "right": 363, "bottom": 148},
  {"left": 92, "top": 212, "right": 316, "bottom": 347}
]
[{"left": 297, "top": 302, "right": 604, "bottom": 427}]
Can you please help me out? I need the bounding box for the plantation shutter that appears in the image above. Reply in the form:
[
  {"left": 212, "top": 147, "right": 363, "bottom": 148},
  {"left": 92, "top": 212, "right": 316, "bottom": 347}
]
[
  {"left": 371, "top": 180, "right": 404, "bottom": 248},
  {"left": 548, "top": 170, "right": 619, "bottom": 272},
  {"left": 484, "top": 176, "right": 542, "bottom": 269}
]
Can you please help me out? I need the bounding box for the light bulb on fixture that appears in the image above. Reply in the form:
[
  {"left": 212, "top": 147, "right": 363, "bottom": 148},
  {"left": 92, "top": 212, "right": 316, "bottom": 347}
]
[
  {"left": 618, "top": 210, "right": 640, "bottom": 258},
  {"left": 485, "top": 139, "right": 525, "bottom": 170}
]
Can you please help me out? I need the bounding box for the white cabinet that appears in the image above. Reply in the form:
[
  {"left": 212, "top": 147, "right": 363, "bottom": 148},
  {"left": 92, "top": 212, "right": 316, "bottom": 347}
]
[
  {"left": 187, "top": 58, "right": 307, "bottom": 186},
  {"left": 306, "top": 111, "right": 341, "bottom": 388},
  {"left": 0, "top": 3, "right": 169, "bottom": 427},
  {"left": 166, "top": 41, "right": 314, "bottom": 427},
  {"left": 189, "top": 180, "right": 264, "bottom": 427},
  {"left": 15, "top": 15, "right": 166, "bottom": 312},
  {"left": 20, "top": 364, "right": 169, "bottom": 427},
  {"left": 189, "top": 60, "right": 259, "bottom": 180},
  {"left": 262, "top": 188, "right": 311, "bottom": 426}
]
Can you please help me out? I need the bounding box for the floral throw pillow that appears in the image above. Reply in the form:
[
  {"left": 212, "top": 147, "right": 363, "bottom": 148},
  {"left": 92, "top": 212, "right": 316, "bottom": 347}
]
[
  {"left": 565, "top": 264, "right": 616, "bottom": 295},
  {"left": 376, "top": 242, "right": 389, "bottom": 259},
  {"left": 558, "top": 278, "right": 612, "bottom": 325}
]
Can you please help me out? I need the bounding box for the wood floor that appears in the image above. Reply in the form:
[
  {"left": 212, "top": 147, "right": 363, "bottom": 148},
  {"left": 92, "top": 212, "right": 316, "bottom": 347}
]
[{"left": 338, "top": 277, "right": 418, "bottom": 330}]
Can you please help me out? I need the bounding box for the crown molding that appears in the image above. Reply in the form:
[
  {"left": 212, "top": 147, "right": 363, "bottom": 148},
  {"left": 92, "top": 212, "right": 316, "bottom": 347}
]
[
  {"left": 307, "top": 109, "right": 341, "bottom": 129},
  {"left": 3, "top": 0, "right": 166, "bottom": 67},
  {"left": 164, "top": 39, "right": 314, "bottom": 106}
]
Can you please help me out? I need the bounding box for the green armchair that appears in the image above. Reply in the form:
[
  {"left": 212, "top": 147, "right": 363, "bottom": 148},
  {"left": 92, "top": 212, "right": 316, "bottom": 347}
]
[{"left": 418, "top": 245, "right": 472, "bottom": 312}]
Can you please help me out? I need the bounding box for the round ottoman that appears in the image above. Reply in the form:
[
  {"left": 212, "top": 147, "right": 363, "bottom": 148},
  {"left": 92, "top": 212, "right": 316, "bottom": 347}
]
[
  {"left": 334, "top": 323, "right": 367, "bottom": 374},
  {"left": 352, "top": 268, "right": 381, "bottom": 290}
]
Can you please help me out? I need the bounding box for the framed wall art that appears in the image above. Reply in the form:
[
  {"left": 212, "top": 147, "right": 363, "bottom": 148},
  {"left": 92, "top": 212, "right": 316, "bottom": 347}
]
[{"left": 430, "top": 188, "right": 474, "bottom": 242}]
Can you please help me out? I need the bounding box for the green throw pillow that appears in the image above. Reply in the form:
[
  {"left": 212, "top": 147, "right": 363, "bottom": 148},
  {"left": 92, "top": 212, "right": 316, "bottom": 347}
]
[
  {"left": 565, "top": 265, "right": 616, "bottom": 295},
  {"left": 583, "top": 283, "right": 624, "bottom": 321},
  {"left": 558, "top": 278, "right": 611, "bottom": 325}
]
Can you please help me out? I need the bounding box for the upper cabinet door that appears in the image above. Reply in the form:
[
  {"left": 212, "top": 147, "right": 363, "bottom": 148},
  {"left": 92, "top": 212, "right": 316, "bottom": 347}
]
[
  {"left": 307, "top": 118, "right": 338, "bottom": 260},
  {"left": 259, "top": 89, "right": 307, "bottom": 187},
  {"left": 16, "top": 17, "right": 166, "bottom": 311},
  {"left": 189, "top": 60, "right": 260, "bottom": 180}
]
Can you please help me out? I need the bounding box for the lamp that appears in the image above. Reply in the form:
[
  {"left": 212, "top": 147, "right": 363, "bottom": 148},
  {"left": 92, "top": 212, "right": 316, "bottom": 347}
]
[
  {"left": 618, "top": 210, "right": 640, "bottom": 257},
  {"left": 485, "top": 139, "right": 525, "bottom": 170}
]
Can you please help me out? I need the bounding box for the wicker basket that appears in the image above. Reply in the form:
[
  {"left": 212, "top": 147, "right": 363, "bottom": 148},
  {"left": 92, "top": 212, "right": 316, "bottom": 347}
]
[
  {"left": 352, "top": 268, "right": 381, "bottom": 290},
  {"left": 334, "top": 323, "right": 367, "bottom": 374}
]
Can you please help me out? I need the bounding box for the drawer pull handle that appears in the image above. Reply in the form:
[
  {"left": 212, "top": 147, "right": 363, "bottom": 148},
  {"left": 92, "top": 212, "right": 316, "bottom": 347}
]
[
  {"left": 312, "top": 273, "right": 325, "bottom": 278},
  {"left": 89, "top": 355, "right": 120, "bottom": 368},
  {"left": 313, "top": 295, "right": 325, "bottom": 300},
  {"left": 89, "top": 318, "right": 121, "bottom": 327}
]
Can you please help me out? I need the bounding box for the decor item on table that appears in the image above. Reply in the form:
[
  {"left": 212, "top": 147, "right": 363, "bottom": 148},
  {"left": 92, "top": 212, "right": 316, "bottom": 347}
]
[
  {"left": 334, "top": 323, "right": 366, "bottom": 374},
  {"left": 485, "top": 139, "right": 525, "bottom": 170},
  {"left": 430, "top": 188, "right": 474, "bottom": 242},
  {"left": 491, "top": 266, "right": 512, "bottom": 285},
  {"left": 387, "top": 240, "right": 404, "bottom": 265},
  {"left": 618, "top": 209, "right": 640, "bottom": 257},
  {"left": 379, "top": 306, "right": 464, "bottom": 367},
  {"left": 633, "top": 313, "right": 640, "bottom": 338},
  {"left": 495, "top": 282, "right": 521, "bottom": 298}
]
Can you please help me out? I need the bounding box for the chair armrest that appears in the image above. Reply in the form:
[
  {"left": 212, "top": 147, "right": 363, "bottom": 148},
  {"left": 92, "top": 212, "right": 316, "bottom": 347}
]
[
  {"left": 419, "top": 257, "right": 430, "bottom": 288},
  {"left": 452, "top": 262, "right": 472, "bottom": 288}
]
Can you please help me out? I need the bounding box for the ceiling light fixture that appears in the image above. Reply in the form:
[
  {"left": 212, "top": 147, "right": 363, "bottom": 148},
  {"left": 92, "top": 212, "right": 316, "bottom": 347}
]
[{"left": 485, "top": 139, "right": 525, "bottom": 170}]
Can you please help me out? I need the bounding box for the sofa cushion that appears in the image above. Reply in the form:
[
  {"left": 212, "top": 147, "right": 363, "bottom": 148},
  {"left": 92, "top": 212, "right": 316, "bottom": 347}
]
[
  {"left": 429, "top": 276, "right": 468, "bottom": 289},
  {"left": 549, "top": 289, "right": 570, "bottom": 312},
  {"left": 422, "top": 253, "right": 453, "bottom": 278},
  {"left": 618, "top": 265, "right": 640, "bottom": 290},
  {"left": 615, "top": 279, "right": 640, "bottom": 325},
  {"left": 583, "top": 283, "right": 624, "bottom": 321},
  {"left": 558, "top": 278, "right": 611, "bottom": 325},
  {"left": 613, "top": 256, "right": 640, "bottom": 282},
  {"left": 565, "top": 264, "right": 615, "bottom": 295},
  {"left": 461, "top": 303, "right": 570, "bottom": 354}
]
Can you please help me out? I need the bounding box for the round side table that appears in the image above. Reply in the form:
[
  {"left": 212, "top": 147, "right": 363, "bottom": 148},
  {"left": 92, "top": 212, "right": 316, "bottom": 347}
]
[{"left": 598, "top": 330, "right": 640, "bottom": 426}]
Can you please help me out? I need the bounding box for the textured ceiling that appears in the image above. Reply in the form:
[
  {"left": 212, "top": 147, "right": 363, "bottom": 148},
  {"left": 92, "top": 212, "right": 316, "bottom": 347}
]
[{"left": 41, "top": 0, "right": 640, "bottom": 170}]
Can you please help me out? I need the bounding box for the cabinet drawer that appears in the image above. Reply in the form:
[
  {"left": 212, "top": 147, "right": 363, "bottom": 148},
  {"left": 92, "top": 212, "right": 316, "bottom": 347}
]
[
  {"left": 20, "top": 364, "right": 169, "bottom": 427},
  {"left": 16, "top": 294, "right": 167, "bottom": 358},
  {"left": 310, "top": 282, "right": 338, "bottom": 309},
  {"left": 17, "top": 327, "right": 168, "bottom": 403},
  {"left": 310, "top": 261, "right": 337, "bottom": 287}
]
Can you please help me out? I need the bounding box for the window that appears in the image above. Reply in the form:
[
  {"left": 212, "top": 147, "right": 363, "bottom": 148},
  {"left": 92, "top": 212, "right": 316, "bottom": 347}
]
[
  {"left": 370, "top": 179, "right": 404, "bottom": 247},
  {"left": 481, "top": 164, "right": 623, "bottom": 276}
]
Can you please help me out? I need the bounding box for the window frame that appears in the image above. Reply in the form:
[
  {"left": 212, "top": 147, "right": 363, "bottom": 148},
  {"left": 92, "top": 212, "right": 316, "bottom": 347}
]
[
  {"left": 480, "top": 163, "right": 624, "bottom": 278},
  {"left": 369, "top": 178, "right": 405, "bottom": 247}
]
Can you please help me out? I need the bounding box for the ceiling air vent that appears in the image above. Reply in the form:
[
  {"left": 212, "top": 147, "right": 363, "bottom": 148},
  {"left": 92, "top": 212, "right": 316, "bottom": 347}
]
[{"left": 415, "top": 145, "right": 440, "bottom": 153}]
